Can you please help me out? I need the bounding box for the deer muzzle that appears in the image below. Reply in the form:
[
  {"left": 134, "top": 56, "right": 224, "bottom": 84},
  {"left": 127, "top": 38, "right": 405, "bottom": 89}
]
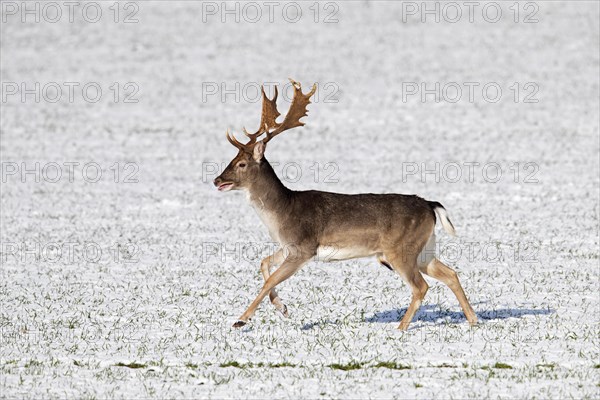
[{"left": 213, "top": 177, "right": 234, "bottom": 192}]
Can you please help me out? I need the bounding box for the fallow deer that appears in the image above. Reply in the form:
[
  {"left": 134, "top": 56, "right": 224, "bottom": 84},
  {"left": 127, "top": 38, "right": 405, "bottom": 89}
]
[{"left": 214, "top": 79, "right": 477, "bottom": 330}]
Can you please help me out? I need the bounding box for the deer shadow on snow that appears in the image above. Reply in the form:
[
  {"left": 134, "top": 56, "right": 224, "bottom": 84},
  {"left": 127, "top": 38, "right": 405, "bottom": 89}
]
[
  {"left": 364, "top": 303, "right": 555, "bottom": 325},
  {"left": 300, "top": 304, "right": 554, "bottom": 331}
]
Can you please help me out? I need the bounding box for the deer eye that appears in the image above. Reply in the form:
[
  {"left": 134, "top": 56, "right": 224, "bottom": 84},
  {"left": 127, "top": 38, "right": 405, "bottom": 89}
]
[{"left": 238, "top": 162, "right": 247, "bottom": 168}]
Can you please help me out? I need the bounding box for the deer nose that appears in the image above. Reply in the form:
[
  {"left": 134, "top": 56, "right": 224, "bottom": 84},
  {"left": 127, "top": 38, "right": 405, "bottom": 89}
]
[{"left": 213, "top": 177, "right": 222, "bottom": 187}]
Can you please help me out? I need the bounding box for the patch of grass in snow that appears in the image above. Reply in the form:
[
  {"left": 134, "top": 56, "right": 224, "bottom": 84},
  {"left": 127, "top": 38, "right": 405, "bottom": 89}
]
[
  {"left": 268, "top": 362, "right": 296, "bottom": 368},
  {"left": 114, "top": 362, "right": 147, "bottom": 369},
  {"left": 482, "top": 362, "right": 513, "bottom": 370},
  {"left": 373, "top": 361, "right": 411, "bottom": 370},
  {"left": 219, "top": 361, "right": 245, "bottom": 368},
  {"left": 218, "top": 361, "right": 297, "bottom": 369},
  {"left": 24, "top": 360, "right": 43, "bottom": 368},
  {"left": 329, "top": 362, "right": 364, "bottom": 371}
]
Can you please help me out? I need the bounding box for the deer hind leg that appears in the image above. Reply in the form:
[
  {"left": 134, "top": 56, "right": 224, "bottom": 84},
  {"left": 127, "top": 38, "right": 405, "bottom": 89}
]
[
  {"left": 234, "top": 254, "right": 310, "bottom": 328},
  {"left": 385, "top": 251, "right": 429, "bottom": 331},
  {"left": 419, "top": 258, "right": 478, "bottom": 325},
  {"left": 260, "top": 249, "right": 289, "bottom": 317}
]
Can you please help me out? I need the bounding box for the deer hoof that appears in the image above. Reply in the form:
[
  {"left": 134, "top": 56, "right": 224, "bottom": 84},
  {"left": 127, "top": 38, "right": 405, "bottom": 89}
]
[
  {"left": 279, "top": 304, "right": 290, "bottom": 318},
  {"left": 233, "top": 320, "right": 247, "bottom": 328}
]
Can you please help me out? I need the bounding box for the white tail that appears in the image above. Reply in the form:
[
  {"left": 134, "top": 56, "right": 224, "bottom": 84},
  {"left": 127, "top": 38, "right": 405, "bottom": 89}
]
[{"left": 434, "top": 206, "right": 456, "bottom": 236}]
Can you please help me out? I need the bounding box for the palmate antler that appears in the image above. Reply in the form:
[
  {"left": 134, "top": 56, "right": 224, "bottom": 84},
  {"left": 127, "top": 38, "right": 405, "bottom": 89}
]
[{"left": 226, "top": 79, "right": 317, "bottom": 153}]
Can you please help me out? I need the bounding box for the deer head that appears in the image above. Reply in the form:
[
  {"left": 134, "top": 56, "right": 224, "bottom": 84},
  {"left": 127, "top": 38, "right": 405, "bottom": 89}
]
[{"left": 213, "top": 79, "right": 317, "bottom": 192}]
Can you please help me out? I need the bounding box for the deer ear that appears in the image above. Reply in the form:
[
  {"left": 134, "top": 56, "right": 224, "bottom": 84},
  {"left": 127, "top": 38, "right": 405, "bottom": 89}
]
[{"left": 253, "top": 140, "right": 265, "bottom": 161}]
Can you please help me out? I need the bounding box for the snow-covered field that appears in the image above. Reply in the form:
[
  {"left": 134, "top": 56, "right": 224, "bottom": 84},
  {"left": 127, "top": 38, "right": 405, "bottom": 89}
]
[{"left": 1, "top": 1, "right": 599, "bottom": 398}]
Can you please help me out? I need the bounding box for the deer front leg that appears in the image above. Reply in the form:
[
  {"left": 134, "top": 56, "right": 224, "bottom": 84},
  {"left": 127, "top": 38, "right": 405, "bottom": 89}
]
[
  {"left": 260, "top": 249, "right": 289, "bottom": 317},
  {"left": 234, "top": 255, "right": 309, "bottom": 328}
]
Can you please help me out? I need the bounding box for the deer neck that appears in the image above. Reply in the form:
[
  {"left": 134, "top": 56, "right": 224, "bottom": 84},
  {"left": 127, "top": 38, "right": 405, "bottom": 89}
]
[{"left": 246, "top": 158, "right": 291, "bottom": 213}]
